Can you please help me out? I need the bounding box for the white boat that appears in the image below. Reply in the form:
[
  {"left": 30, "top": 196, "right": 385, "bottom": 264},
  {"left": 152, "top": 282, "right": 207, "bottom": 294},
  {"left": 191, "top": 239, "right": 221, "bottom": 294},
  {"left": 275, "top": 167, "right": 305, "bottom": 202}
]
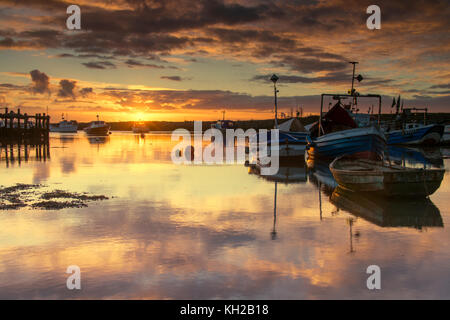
[{"left": 49, "top": 116, "right": 78, "bottom": 133}]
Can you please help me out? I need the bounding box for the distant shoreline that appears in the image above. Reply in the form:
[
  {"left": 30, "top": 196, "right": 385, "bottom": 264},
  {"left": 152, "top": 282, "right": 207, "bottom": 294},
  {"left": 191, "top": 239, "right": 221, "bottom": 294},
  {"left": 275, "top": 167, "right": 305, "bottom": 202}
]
[{"left": 70, "top": 113, "right": 450, "bottom": 132}]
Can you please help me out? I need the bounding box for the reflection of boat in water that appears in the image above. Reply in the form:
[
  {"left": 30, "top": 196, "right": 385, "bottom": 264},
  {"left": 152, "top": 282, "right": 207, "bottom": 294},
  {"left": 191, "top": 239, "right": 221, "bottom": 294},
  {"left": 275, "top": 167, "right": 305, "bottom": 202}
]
[
  {"left": 84, "top": 115, "right": 110, "bottom": 136},
  {"left": 248, "top": 160, "right": 307, "bottom": 184},
  {"left": 330, "top": 156, "right": 445, "bottom": 197},
  {"left": 387, "top": 146, "right": 443, "bottom": 167},
  {"left": 306, "top": 158, "right": 338, "bottom": 193},
  {"left": 87, "top": 136, "right": 110, "bottom": 145},
  {"left": 132, "top": 122, "right": 149, "bottom": 134},
  {"left": 331, "top": 187, "right": 443, "bottom": 229}
]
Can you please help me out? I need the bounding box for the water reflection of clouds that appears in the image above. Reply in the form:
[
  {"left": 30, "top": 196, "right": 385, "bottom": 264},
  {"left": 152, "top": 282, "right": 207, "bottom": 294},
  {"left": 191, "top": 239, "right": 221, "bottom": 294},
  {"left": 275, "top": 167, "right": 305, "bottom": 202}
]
[{"left": 1, "top": 134, "right": 449, "bottom": 299}]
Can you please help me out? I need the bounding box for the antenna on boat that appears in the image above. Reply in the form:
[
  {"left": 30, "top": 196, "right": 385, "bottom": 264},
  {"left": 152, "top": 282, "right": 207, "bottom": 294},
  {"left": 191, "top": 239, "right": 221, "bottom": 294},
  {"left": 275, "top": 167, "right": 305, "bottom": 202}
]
[
  {"left": 222, "top": 110, "right": 225, "bottom": 121},
  {"left": 271, "top": 74, "right": 279, "bottom": 127},
  {"left": 349, "top": 61, "right": 363, "bottom": 109}
]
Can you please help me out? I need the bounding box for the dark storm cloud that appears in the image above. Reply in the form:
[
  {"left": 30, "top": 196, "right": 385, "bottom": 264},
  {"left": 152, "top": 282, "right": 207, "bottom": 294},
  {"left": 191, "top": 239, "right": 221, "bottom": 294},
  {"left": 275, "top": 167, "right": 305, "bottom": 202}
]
[
  {"left": 58, "top": 79, "right": 76, "bottom": 98},
  {"left": 29, "top": 69, "right": 50, "bottom": 94}
]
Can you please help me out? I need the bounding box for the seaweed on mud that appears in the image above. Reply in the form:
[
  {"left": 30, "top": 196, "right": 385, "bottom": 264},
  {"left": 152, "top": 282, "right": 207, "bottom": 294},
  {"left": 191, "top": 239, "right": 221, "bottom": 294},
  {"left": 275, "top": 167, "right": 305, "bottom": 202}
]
[
  {"left": 0, "top": 202, "right": 27, "bottom": 210},
  {"left": 0, "top": 184, "right": 41, "bottom": 194},
  {"left": 31, "top": 200, "right": 87, "bottom": 210},
  {"left": 0, "top": 183, "right": 110, "bottom": 211},
  {"left": 41, "top": 190, "right": 109, "bottom": 201}
]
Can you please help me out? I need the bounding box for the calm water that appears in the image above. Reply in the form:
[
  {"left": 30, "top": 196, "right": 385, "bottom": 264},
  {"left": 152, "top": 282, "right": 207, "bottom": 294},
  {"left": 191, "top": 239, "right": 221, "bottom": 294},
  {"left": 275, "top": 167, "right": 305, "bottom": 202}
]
[{"left": 1, "top": 132, "right": 449, "bottom": 299}]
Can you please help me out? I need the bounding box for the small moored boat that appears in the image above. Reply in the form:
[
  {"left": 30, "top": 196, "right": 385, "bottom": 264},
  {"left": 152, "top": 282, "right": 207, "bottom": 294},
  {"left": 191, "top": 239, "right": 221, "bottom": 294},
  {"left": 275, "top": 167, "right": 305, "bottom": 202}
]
[
  {"left": 50, "top": 115, "right": 78, "bottom": 133},
  {"left": 329, "top": 156, "right": 444, "bottom": 197},
  {"left": 84, "top": 115, "right": 110, "bottom": 136},
  {"left": 132, "top": 122, "right": 149, "bottom": 134}
]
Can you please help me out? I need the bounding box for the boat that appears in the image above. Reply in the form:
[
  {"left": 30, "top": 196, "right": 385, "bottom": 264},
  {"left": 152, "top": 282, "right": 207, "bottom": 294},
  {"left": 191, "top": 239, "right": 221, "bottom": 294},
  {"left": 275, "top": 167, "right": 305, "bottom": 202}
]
[
  {"left": 257, "top": 117, "right": 309, "bottom": 163},
  {"left": 277, "top": 117, "right": 309, "bottom": 142},
  {"left": 306, "top": 95, "right": 386, "bottom": 160},
  {"left": 49, "top": 115, "right": 78, "bottom": 133},
  {"left": 84, "top": 115, "right": 110, "bottom": 136},
  {"left": 329, "top": 156, "right": 444, "bottom": 197},
  {"left": 330, "top": 186, "right": 443, "bottom": 229},
  {"left": 254, "top": 74, "right": 309, "bottom": 164},
  {"left": 132, "top": 122, "right": 149, "bottom": 134},
  {"left": 384, "top": 123, "right": 444, "bottom": 145},
  {"left": 382, "top": 108, "right": 444, "bottom": 145}
]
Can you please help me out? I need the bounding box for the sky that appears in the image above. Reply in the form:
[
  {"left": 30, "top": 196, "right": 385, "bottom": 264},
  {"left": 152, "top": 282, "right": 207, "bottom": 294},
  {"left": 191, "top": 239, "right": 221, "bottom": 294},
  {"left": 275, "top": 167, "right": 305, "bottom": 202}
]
[{"left": 0, "top": 0, "right": 449, "bottom": 122}]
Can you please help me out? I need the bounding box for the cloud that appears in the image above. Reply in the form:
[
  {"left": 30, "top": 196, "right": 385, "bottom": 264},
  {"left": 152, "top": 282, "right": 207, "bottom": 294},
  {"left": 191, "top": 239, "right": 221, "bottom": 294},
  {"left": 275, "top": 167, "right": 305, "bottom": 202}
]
[
  {"left": 160, "top": 76, "right": 183, "bottom": 81},
  {"left": 124, "top": 59, "right": 165, "bottom": 69},
  {"left": 82, "top": 61, "right": 116, "bottom": 69},
  {"left": 430, "top": 84, "right": 450, "bottom": 89},
  {"left": 58, "top": 79, "right": 76, "bottom": 98},
  {"left": 80, "top": 87, "right": 93, "bottom": 97},
  {"left": 29, "top": 69, "right": 50, "bottom": 94}
]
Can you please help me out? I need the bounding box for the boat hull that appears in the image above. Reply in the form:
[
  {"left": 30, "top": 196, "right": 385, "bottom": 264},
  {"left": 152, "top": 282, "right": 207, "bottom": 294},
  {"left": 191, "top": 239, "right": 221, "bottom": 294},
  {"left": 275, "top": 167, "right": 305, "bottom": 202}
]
[
  {"left": 385, "top": 124, "right": 444, "bottom": 145},
  {"left": 330, "top": 158, "right": 445, "bottom": 197},
  {"left": 307, "top": 126, "right": 386, "bottom": 160},
  {"left": 49, "top": 125, "right": 77, "bottom": 133},
  {"left": 84, "top": 126, "right": 110, "bottom": 136}
]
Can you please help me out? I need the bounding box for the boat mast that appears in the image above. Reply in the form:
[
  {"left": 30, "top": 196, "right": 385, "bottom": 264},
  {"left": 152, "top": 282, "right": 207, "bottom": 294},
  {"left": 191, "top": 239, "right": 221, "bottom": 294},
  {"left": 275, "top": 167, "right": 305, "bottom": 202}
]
[
  {"left": 349, "top": 61, "right": 358, "bottom": 95},
  {"left": 271, "top": 74, "right": 279, "bottom": 128}
]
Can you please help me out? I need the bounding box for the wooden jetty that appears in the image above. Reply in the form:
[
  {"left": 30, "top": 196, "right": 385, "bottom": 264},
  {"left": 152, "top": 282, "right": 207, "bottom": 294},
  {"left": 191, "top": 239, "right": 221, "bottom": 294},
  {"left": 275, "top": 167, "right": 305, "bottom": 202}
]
[{"left": 0, "top": 108, "right": 50, "bottom": 144}]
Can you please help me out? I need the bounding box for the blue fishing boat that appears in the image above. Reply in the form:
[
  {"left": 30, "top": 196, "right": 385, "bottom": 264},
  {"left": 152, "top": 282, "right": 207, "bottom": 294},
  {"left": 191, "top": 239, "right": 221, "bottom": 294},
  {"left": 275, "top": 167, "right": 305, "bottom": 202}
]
[
  {"left": 384, "top": 123, "right": 444, "bottom": 145},
  {"left": 382, "top": 107, "right": 444, "bottom": 145},
  {"left": 306, "top": 93, "right": 386, "bottom": 160}
]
